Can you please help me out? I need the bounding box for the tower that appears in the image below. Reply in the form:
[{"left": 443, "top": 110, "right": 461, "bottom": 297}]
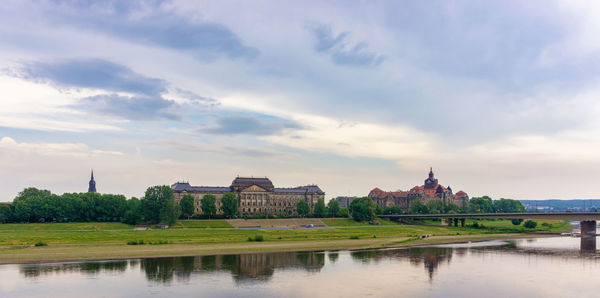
[
  {"left": 424, "top": 167, "right": 438, "bottom": 189},
  {"left": 88, "top": 170, "right": 97, "bottom": 193}
]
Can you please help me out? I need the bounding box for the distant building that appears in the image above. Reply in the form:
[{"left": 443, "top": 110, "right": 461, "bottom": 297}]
[
  {"left": 172, "top": 177, "right": 325, "bottom": 216},
  {"left": 335, "top": 196, "right": 358, "bottom": 208},
  {"left": 88, "top": 170, "right": 97, "bottom": 193},
  {"left": 368, "top": 168, "right": 469, "bottom": 211}
]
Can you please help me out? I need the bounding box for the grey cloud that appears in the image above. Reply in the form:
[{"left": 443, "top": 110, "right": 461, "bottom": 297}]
[
  {"left": 19, "top": 59, "right": 167, "bottom": 95},
  {"left": 308, "top": 24, "right": 384, "bottom": 67},
  {"left": 77, "top": 94, "right": 179, "bottom": 120},
  {"left": 16, "top": 58, "right": 216, "bottom": 121},
  {"left": 48, "top": 1, "right": 258, "bottom": 60},
  {"left": 201, "top": 115, "right": 301, "bottom": 136}
]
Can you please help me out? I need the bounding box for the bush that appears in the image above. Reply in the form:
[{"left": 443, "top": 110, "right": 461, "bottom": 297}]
[
  {"left": 248, "top": 235, "right": 264, "bottom": 242},
  {"left": 34, "top": 241, "right": 47, "bottom": 247},
  {"left": 349, "top": 235, "right": 359, "bottom": 239},
  {"left": 127, "top": 239, "right": 145, "bottom": 245},
  {"left": 523, "top": 220, "right": 537, "bottom": 229},
  {"left": 511, "top": 219, "right": 524, "bottom": 226}
]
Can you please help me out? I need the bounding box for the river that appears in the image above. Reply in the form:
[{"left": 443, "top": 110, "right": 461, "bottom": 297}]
[{"left": 1, "top": 237, "right": 599, "bottom": 297}]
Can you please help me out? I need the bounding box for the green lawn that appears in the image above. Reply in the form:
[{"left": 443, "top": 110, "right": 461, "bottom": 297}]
[
  {"left": 322, "top": 218, "right": 402, "bottom": 226},
  {"left": 0, "top": 222, "right": 132, "bottom": 231},
  {"left": 0, "top": 219, "right": 570, "bottom": 247},
  {"left": 173, "top": 220, "right": 233, "bottom": 229},
  {"left": 420, "top": 219, "right": 570, "bottom": 233}
]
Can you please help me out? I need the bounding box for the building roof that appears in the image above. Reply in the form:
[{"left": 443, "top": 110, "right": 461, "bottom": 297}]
[
  {"left": 231, "top": 177, "right": 274, "bottom": 191},
  {"left": 455, "top": 190, "right": 468, "bottom": 198},
  {"left": 172, "top": 182, "right": 231, "bottom": 192},
  {"left": 275, "top": 185, "right": 324, "bottom": 195}
]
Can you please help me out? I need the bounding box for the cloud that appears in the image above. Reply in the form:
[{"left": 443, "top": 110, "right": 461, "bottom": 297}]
[
  {"left": 18, "top": 59, "right": 167, "bottom": 95},
  {"left": 154, "top": 139, "right": 286, "bottom": 158},
  {"left": 0, "top": 137, "right": 123, "bottom": 158},
  {"left": 46, "top": 0, "right": 259, "bottom": 60},
  {"left": 13, "top": 58, "right": 216, "bottom": 121},
  {"left": 201, "top": 115, "right": 301, "bottom": 136},
  {"left": 308, "top": 24, "right": 384, "bottom": 67},
  {"left": 76, "top": 94, "right": 179, "bottom": 121}
]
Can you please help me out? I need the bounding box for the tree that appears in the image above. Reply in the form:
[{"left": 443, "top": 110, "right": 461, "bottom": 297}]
[
  {"left": 313, "top": 198, "right": 327, "bottom": 218},
  {"left": 383, "top": 206, "right": 403, "bottom": 215},
  {"left": 141, "top": 185, "right": 179, "bottom": 225},
  {"left": 349, "top": 197, "right": 378, "bottom": 222},
  {"left": 200, "top": 194, "right": 217, "bottom": 219},
  {"left": 469, "top": 196, "right": 494, "bottom": 213},
  {"left": 511, "top": 218, "right": 524, "bottom": 226},
  {"left": 327, "top": 199, "right": 340, "bottom": 218},
  {"left": 408, "top": 200, "right": 429, "bottom": 214},
  {"left": 0, "top": 203, "right": 11, "bottom": 223},
  {"left": 426, "top": 198, "right": 445, "bottom": 214},
  {"left": 493, "top": 198, "right": 525, "bottom": 213},
  {"left": 179, "top": 194, "right": 195, "bottom": 219},
  {"left": 221, "top": 192, "right": 238, "bottom": 218},
  {"left": 445, "top": 203, "right": 460, "bottom": 214},
  {"left": 123, "top": 197, "right": 142, "bottom": 225},
  {"left": 337, "top": 207, "right": 349, "bottom": 218},
  {"left": 523, "top": 220, "right": 537, "bottom": 228},
  {"left": 296, "top": 200, "right": 310, "bottom": 217}
]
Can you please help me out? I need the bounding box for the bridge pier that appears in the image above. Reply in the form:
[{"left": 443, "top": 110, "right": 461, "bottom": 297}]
[
  {"left": 580, "top": 220, "right": 596, "bottom": 251},
  {"left": 453, "top": 218, "right": 458, "bottom": 227},
  {"left": 461, "top": 218, "right": 465, "bottom": 227}
]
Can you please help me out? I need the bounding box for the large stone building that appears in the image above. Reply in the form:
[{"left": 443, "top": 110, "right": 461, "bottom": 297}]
[
  {"left": 368, "top": 168, "right": 469, "bottom": 210},
  {"left": 172, "top": 177, "right": 325, "bottom": 216}
]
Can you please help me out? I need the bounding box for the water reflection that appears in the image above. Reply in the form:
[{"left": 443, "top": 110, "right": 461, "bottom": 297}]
[
  {"left": 350, "top": 247, "right": 453, "bottom": 279},
  {"left": 20, "top": 260, "right": 128, "bottom": 278},
  {"left": 12, "top": 236, "right": 600, "bottom": 291}
]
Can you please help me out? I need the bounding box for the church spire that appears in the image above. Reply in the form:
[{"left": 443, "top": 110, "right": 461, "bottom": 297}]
[{"left": 88, "top": 169, "right": 97, "bottom": 193}]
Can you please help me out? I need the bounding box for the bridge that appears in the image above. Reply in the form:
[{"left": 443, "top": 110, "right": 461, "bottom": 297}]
[{"left": 380, "top": 212, "right": 600, "bottom": 250}]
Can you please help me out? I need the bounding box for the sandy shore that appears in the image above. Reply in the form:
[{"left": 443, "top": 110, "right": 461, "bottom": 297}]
[{"left": 0, "top": 233, "right": 557, "bottom": 265}]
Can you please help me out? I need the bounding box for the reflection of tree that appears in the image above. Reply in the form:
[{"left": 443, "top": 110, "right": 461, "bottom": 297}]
[
  {"left": 349, "top": 247, "right": 453, "bottom": 280},
  {"left": 20, "top": 260, "right": 128, "bottom": 279},
  {"left": 328, "top": 252, "right": 339, "bottom": 263},
  {"left": 141, "top": 258, "right": 176, "bottom": 283}
]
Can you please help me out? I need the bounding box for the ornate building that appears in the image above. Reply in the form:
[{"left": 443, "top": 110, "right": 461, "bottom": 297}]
[
  {"left": 368, "top": 168, "right": 469, "bottom": 210},
  {"left": 172, "top": 177, "right": 325, "bottom": 216},
  {"left": 88, "top": 170, "right": 96, "bottom": 193}
]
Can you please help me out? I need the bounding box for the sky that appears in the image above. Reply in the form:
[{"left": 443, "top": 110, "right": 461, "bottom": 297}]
[{"left": 1, "top": 0, "right": 600, "bottom": 201}]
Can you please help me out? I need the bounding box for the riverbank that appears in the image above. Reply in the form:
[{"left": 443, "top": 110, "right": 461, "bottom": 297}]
[
  {"left": 0, "top": 219, "right": 570, "bottom": 264},
  {"left": 0, "top": 233, "right": 559, "bottom": 264}
]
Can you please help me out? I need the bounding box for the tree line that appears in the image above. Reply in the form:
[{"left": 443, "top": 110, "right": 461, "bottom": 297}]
[
  {"left": 347, "top": 196, "right": 526, "bottom": 222},
  {"left": 0, "top": 187, "right": 352, "bottom": 224}
]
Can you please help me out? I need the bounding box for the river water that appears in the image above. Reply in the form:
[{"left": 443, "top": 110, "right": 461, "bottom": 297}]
[{"left": 1, "top": 237, "right": 600, "bottom": 297}]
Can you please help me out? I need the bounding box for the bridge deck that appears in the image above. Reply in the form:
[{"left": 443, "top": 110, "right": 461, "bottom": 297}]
[{"left": 379, "top": 212, "right": 600, "bottom": 221}]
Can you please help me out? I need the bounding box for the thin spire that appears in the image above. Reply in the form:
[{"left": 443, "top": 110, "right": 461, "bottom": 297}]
[{"left": 91, "top": 169, "right": 94, "bottom": 180}]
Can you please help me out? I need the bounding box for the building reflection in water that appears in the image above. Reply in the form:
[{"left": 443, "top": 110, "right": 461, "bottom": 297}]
[
  {"left": 350, "top": 247, "right": 453, "bottom": 280},
  {"left": 140, "top": 251, "right": 326, "bottom": 284},
  {"left": 19, "top": 238, "right": 598, "bottom": 285}
]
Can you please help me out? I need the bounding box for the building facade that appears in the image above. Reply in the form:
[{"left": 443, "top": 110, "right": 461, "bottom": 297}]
[
  {"left": 368, "top": 168, "right": 469, "bottom": 211},
  {"left": 172, "top": 177, "right": 325, "bottom": 216},
  {"left": 335, "top": 196, "right": 358, "bottom": 208}
]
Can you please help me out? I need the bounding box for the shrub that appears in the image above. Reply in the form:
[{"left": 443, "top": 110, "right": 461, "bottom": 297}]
[
  {"left": 34, "top": 241, "right": 47, "bottom": 247},
  {"left": 248, "top": 235, "right": 264, "bottom": 242},
  {"left": 127, "top": 239, "right": 145, "bottom": 245},
  {"left": 511, "top": 219, "right": 524, "bottom": 226},
  {"left": 523, "top": 220, "right": 537, "bottom": 229},
  {"left": 349, "top": 235, "right": 359, "bottom": 239}
]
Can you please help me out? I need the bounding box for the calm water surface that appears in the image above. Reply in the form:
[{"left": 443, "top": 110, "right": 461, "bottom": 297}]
[{"left": 2, "top": 237, "right": 600, "bottom": 298}]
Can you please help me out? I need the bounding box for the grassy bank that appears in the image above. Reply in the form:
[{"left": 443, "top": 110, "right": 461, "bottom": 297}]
[{"left": 0, "top": 219, "right": 570, "bottom": 263}]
